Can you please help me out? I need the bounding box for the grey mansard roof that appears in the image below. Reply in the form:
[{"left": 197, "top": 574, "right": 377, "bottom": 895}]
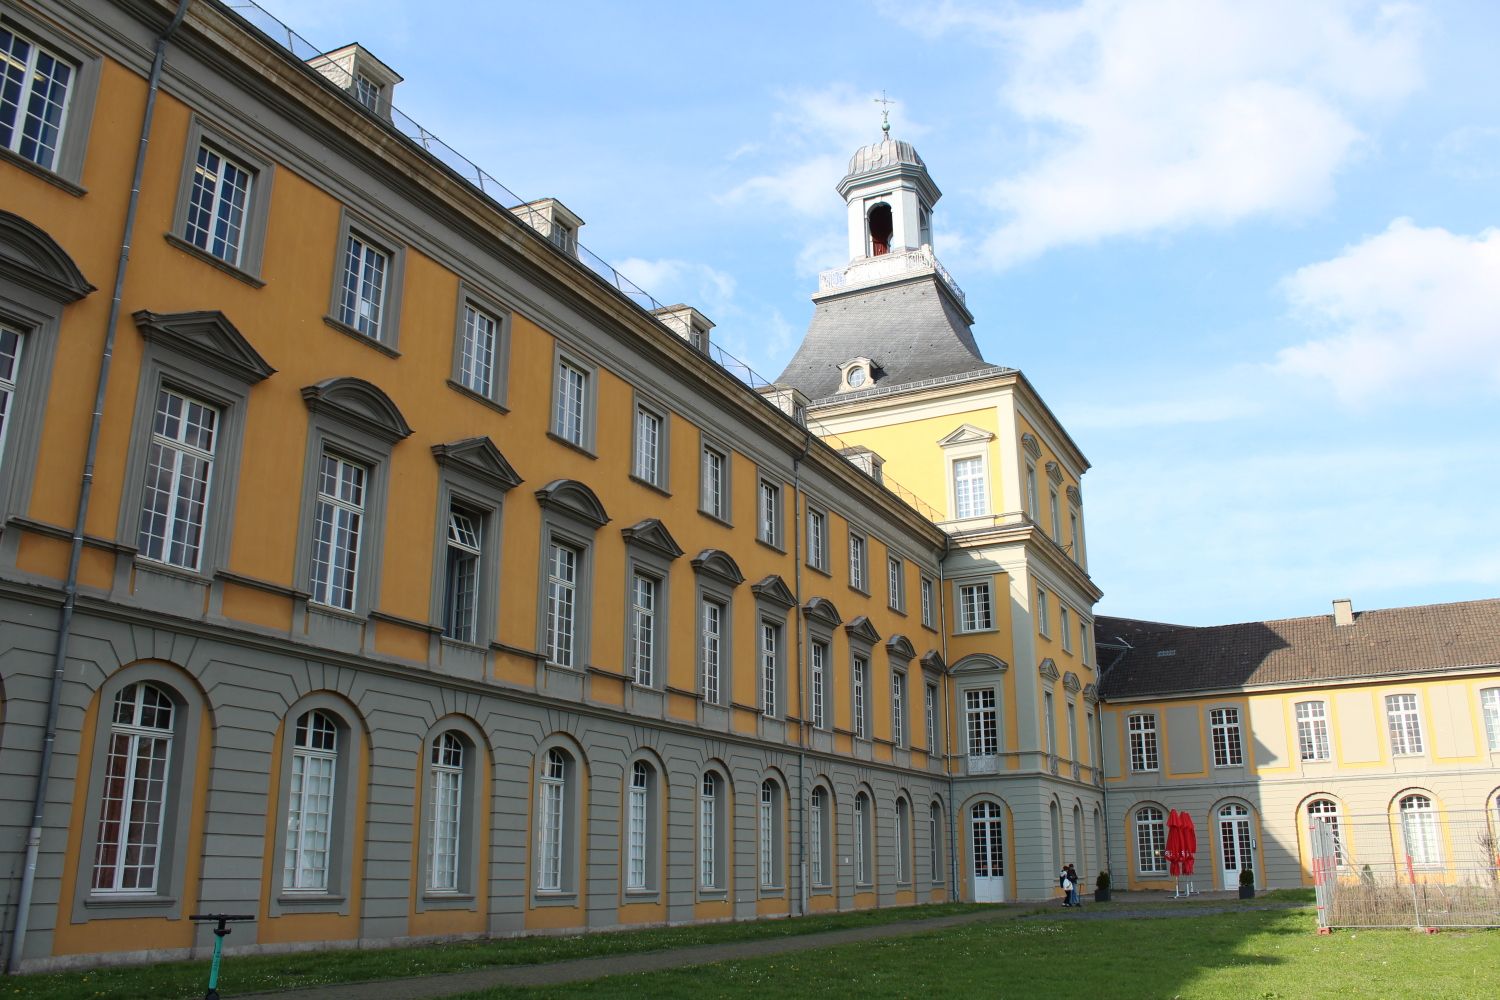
[
  {"left": 1096, "top": 599, "right": 1500, "bottom": 700},
  {"left": 776, "top": 275, "right": 994, "bottom": 401}
]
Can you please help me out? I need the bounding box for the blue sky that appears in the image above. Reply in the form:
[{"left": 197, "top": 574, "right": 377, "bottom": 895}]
[{"left": 254, "top": 0, "right": 1500, "bottom": 626}]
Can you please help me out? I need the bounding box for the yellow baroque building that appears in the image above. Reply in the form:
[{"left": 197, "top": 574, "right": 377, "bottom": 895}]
[{"left": 0, "top": 0, "right": 1494, "bottom": 972}]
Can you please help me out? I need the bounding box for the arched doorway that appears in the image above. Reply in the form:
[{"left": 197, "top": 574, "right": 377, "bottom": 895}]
[
  {"left": 971, "top": 801, "right": 1006, "bottom": 902},
  {"left": 1218, "top": 803, "right": 1255, "bottom": 889},
  {"left": 867, "top": 203, "right": 893, "bottom": 256}
]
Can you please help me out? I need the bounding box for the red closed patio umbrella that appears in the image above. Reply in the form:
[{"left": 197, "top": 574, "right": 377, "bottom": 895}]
[
  {"left": 1181, "top": 811, "right": 1198, "bottom": 875},
  {"left": 1166, "top": 808, "right": 1183, "bottom": 876}
]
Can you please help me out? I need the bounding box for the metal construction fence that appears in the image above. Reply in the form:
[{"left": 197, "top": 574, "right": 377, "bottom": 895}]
[{"left": 1310, "top": 808, "right": 1500, "bottom": 930}]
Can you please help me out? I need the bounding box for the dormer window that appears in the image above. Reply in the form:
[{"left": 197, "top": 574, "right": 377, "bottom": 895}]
[
  {"left": 307, "top": 44, "right": 403, "bottom": 120},
  {"left": 511, "top": 198, "right": 584, "bottom": 260},
  {"left": 837, "top": 356, "right": 879, "bottom": 393}
]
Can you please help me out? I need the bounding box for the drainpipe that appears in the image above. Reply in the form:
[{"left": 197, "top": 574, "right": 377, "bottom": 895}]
[
  {"left": 5, "top": 0, "right": 193, "bottom": 975},
  {"left": 938, "top": 535, "right": 961, "bottom": 899},
  {"left": 792, "top": 431, "right": 811, "bottom": 917}
]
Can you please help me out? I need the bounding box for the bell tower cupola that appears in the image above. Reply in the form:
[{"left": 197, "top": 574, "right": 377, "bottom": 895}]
[{"left": 837, "top": 129, "right": 941, "bottom": 263}]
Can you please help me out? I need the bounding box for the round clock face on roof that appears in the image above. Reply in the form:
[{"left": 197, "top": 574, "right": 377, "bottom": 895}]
[{"left": 847, "top": 366, "right": 867, "bottom": 388}]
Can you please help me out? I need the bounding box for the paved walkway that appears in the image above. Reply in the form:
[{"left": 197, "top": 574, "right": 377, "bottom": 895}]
[{"left": 252, "top": 894, "right": 1308, "bottom": 1000}]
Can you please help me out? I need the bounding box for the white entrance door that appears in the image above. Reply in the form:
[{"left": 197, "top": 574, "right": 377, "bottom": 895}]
[
  {"left": 972, "top": 802, "right": 1006, "bottom": 902},
  {"left": 1218, "top": 803, "right": 1254, "bottom": 889}
]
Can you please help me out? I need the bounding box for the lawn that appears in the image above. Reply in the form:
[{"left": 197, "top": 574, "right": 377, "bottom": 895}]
[
  {"left": 458, "top": 907, "right": 1500, "bottom": 1000},
  {"left": 3, "top": 901, "right": 993, "bottom": 1000}
]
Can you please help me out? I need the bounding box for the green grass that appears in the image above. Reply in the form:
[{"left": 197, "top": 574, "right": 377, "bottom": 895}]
[
  {"left": 457, "top": 908, "right": 1500, "bottom": 1000},
  {"left": 2, "top": 901, "right": 993, "bottom": 1000}
]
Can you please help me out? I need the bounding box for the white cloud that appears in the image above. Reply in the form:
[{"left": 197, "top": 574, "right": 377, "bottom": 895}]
[
  {"left": 907, "top": 0, "right": 1423, "bottom": 267},
  {"left": 1273, "top": 219, "right": 1500, "bottom": 402},
  {"left": 1434, "top": 126, "right": 1500, "bottom": 180},
  {"left": 613, "top": 257, "right": 737, "bottom": 314}
]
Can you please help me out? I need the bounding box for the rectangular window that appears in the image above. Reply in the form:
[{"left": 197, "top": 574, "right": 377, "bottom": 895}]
[
  {"left": 1037, "top": 588, "right": 1051, "bottom": 636},
  {"left": 337, "top": 232, "right": 390, "bottom": 339},
  {"left": 760, "top": 784, "right": 774, "bottom": 887},
  {"left": 958, "top": 582, "right": 993, "bottom": 632},
  {"left": 1210, "top": 707, "right": 1244, "bottom": 767},
  {"left": 0, "top": 26, "right": 73, "bottom": 171},
  {"left": 810, "top": 640, "right": 827, "bottom": 729},
  {"left": 1087, "top": 709, "right": 1097, "bottom": 766},
  {"left": 633, "top": 405, "right": 663, "bottom": 486},
  {"left": 807, "top": 507, "right": 827, "bottom": 570},
  {"left": 442, "top": 507, "right": 482, "bottom": 643},
  {"left": 545, "top": 541, "right": 579, "bottom": 667},
  {"left": 137, "top": 387, "right": 218, "bottom": 571},
  {"left": 699, "top": 775, "right": 717, "bottom": 888},
  {"left": 760, "top": 620, "right": 779, "bottom": 717},
  {"left": 352, "top": 73, "right": 381, "bottom": 112},
  {"left": 1060, "top": 607, "right": 1072, "bottom": 652},
  {"left": 626, "top": 765, "right": 648, "bottom": 890},
  {"left": 1044, "top": 691, "right": 1056, "bottom": 755},
  {"left": 1482, "top": 689, "right": 1500, "bottom": 752},
  {"left": 630, "top": 572, "right": 657, "bottom": 686},
  {"left": 1296, "top": 701, "right": 1331, "bottom": 761},
  {"left": 701, "top": 444, "right": 727, "bottom": 520},
  {"left": 700, "top": 598, "right": 723, "bottom": 703},
  {"left": 537, "top": 753, "right": 565, "bottom": 891},
  {"left": 1025, "top": 463, "right": 1038, "bottom": 518},
  {"left": 428, "top": 738, "right": 463, "bottom": 892},
  {"left": 553, "top": 359, "right": 588, "bottom": 446},
  {"left": 892, "top": 671, "right": 906, "bottom": 747},
  {"left": 458, "top": 303, "right": 499, "bottom": 398},
  {"left": 1069, "top": 510, "right": 1081, "bottom": 562},
  {"left": 0, "top": 326, "right": 19, "bottom": 469},
  {"left": 309, "top": 453, "right": 367, "bottom": 611},
  {"left": 965, "top": 688, "right": 998, "bottom": 758},
  {"left": 184, "top": 143, "right": 253, "bottom": 265},
  {"left": 1385, "top": 693, "right": 1423, "bottom": 756},
  {"left": 92, "top": 690, "right": 172, "bottom": 893},
  {"left": 1128, "top": 713, "right": 1159, "bottom": 772},
  {"left": 848, "top": 532, "right": 866, "bottom": 590},
  {"left": 852, "top": 656, "right": 868, "bottom": 740},
  {"left": 810, "top": 791, "right": 824, "bottom": 886},
  {"left": 1067, "top": 701, "right": 1078, "bottom": 762},
  {"left": 758, "top": 477, "right": 780, "bottom": 546},
  {"left": 1049, "top": 488, "right": 1061, "bottom": 541},
  {"left": 920, "top": 576, "right": 935, "bottom": 628},
  {"left": 925, "top": 682, "right": 938, "bottom": 752},
  {"left": 1080, "top": 622, "right": 1090, "bottom": 666},
  {"left": 952, "top": 456, "right": 986, "bottom": 518},
  {"left": 1136, "top": 810, "right": 1167, "bottom": 875},
  {"left": 887, "top": 556, "right": 905, "bottom": 611}
]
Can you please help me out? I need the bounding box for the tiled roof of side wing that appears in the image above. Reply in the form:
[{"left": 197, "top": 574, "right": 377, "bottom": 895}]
[{"left": 1095, "top": 599, "right": 1500, "bottom": 698}]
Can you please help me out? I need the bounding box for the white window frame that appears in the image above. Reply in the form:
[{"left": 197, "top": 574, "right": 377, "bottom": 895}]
[
  {"left": 891, "top": 669, "right": 906, "bottom": 747},
  {"left": 458, "top": 301, "right": 499, "bottom": 398},
  {"left": 1399, "top": 794, "right": 1441, "bottom": 867},
  {"left": 925, "top": 682, "right": 938, "bottom": 752},
  {"left": 699, "top": 772, "right": 720, "bottom": 889},
  {"left": 536, "top": 748, "right": 567, "bottom": 892},
  {"left": 700, "top": 440, "right": 729, "bottom": 522},
  {"left": 1128, "top": 713, "right": 1160, "bottom": 772},
  {"left": 1049, "top": 487, "right": 1061, "bottom": 541},
  {"left": 442, "top": 505, "right": 484, "bottom": 644},
  {"left": 284, "top": 710, "right": 339, "bottom": 892},
  {"left": 1307, "top": 798, "right": 1345, "bottom": 868},
  {"left": 1385, "top": 693, "right": 1424, "bottom": 756},
  {"left": 950, "top": 454, "right": 988, "bottom": 520},
  {"left": 553, "top": 357, "right": 589, "bottom": 447},
  {"left": 920, "top": 575, "right": 935, "bottom": 629},
  {"left": 137, "top": 387, "right": 218, "bottom": 572},
  {"left": 1060, "top": 607, "right": 1072, "bottom": 652},
  {"left": 629, "top": 571, "right": 659, "bottom": 687},
  {"left": 0, "top": 24, "right": 75, "bottom": 172},
  {"left": 0, "top": 325, "right": 19, "bottom": 474},
  {"left": 545, "top": 540, "right": 580, "bottom": 667},
  {"left": 810, "top": 787, "right": 827, "bottom": 886},
  {"left": 887, "top": 555, "right": 905, "bottom": 612},
  {"left": 957, "top": 581, "right": 993, "bottom": 633},
  {"left": 810, "top": 640, "right": 828, "bottom": 730},
  {"left": 757, "top": 476, "right": 781, "bottom": 547},
  {"left": 1036, "top": 587, "right": 1051, "bottom": 636},
  {"left": 627, "top": 761, "right": 650, "bottom": 891},
  {"left": 965, "top": 688, "right": 999, "bottom": 759},
  {"left": 854, "top": 793, "right": 872, "bottom": 886},
  {"left": 427, "top": 732, "right": 464, "bottom": 893},
  {"left": 1210, "top": 707, "right": 1244, "bottom": 767},
  {"left": 806, "top": 506, "right": 828, "bottom": 571},
  {"left": 848, "top": 530, "right": 867, "bottom": 591},
  {"left": 852, "top": 655, "right": 869, "bottom": 740},
  {"left": 183, "top": 141, "right": 254, "bottom": 266},
  {"left": 336, "top": 229, "right": 392, "bottom": 341},
  {"left": 1043, "top": 691, "right": 1056, "bottom": 755},
  {"left": 309, "top": 452, "right": 367, "bottom": 612},
  {"left": 1135, "top": 806, "right": 1167, "bottom": 875},
  {"left": 1480, "top": 688, "right": 1500, "bottom": 753},
  {"left": 700, "top": 597, "right": 724, "bottom": 704},
  {"left": 91, "top": 683, "right": 174, "bottom": 894},
  {"left": 1025, "top": 462, "right": 1039, "bottom": 519},
  {"left": 1296, "top": 700, "right": 1331, "bottom": 761},
  {"left": 760, "top": 619, "right": 780, "bottom": 718},
  {"left": 633, "top": 402, "right": 665, "bottom": 488}
]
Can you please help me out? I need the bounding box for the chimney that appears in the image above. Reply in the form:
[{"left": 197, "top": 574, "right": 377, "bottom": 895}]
[{"left": 1332, "top": 598, "right": 1354, "bottom": 627}]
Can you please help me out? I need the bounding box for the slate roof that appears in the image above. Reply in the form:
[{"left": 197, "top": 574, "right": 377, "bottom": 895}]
[
  {"left": 777, "top": 275, "right": 993, "bottom": 401},
  {"left": 1096, "top": 599, "right": 1500, "bottom": 700}
]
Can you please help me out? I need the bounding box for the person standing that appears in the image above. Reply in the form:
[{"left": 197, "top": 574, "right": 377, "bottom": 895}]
[
  {"left": 1065, "top": 864, "right": 1081, "bottom": 907},
  {"left": 1059, "top": 864, "right": 1072, "bottom": 906}
]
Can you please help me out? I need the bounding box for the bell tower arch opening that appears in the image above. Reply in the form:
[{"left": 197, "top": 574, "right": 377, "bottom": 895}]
[{"left": 867, "top": 203, "right": 893, "bottom": 257}]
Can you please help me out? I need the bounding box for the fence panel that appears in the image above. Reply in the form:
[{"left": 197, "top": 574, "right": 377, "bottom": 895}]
[{"left": 1310, "top": 809, "right": 1500, "bottom": 929}]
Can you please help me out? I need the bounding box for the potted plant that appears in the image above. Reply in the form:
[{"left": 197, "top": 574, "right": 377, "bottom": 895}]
[
  {"left": 1238, "top": 867, "right": 1255, "bottom": 900},
  {"left": 1095, "top": 870, "right": 1111, "bottom": 903}
]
